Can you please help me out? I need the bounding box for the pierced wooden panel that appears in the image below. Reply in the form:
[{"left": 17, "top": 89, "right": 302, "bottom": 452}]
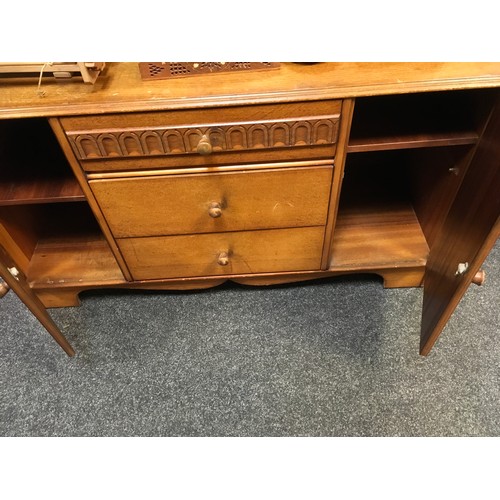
[{"left": 138, "top": 62, "right": 280, "bottom": 80}]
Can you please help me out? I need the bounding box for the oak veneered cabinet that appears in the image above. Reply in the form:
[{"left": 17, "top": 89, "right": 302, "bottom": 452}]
[{"left": 0, "top": 63, "right": 499, "bottom": 357}]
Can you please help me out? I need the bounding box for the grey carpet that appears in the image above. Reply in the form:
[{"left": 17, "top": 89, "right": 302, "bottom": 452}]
[{"left": 1, "top": 241, "right": 499, "bottom": 436}]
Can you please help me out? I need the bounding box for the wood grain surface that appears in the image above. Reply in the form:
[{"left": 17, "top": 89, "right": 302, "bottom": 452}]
[
  {"left": 118, "top": 226, "right": 325, "bottom": 280},
  {"left": 89, "top": 166, "right": 333, "bottom": 238},
  {"left": 1, "top": 63, "right": 500, "bottom": 119}
]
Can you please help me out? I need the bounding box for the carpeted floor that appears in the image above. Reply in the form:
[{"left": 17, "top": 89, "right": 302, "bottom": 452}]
[{"left": 1, "top": 241, "right": 499, "bottom": 436}]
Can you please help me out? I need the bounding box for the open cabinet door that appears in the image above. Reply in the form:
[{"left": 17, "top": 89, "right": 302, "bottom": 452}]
[
  {"left": 420, "top": 92, "right": 500, "bottom": 355},
  {"left": 0, "top": 244, "right": 75, "bottom": 357}
]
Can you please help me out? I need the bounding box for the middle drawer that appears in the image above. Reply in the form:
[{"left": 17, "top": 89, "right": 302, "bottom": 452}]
[{"left": 89, "top": 165, "right": 333, "bottom": 238}]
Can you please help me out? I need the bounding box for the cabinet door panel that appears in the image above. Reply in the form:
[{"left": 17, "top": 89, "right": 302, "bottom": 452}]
[
  {"left": 0, "top": 244, "right": 74, "bottom": 356},
  {"left": 420, "top": 93, "right": 500, "bottom": 354}
]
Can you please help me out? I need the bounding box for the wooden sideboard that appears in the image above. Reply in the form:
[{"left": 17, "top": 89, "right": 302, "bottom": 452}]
[{"left": 1, "top": 62, "right": 499, "bottom": 357}]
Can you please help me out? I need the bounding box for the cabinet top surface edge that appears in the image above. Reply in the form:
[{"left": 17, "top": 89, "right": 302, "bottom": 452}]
[{"left": 1, "top": 62, "right": 500, "bottom": 119}]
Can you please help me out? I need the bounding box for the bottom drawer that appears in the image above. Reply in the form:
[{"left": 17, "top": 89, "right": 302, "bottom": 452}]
[{"left": 118, "top": 226, "right": 325, "bottom": 280}]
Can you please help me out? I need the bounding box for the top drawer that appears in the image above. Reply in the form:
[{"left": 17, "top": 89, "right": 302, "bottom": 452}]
[{"left": 60, "top": 100, "right": 342, "bottom": 172}]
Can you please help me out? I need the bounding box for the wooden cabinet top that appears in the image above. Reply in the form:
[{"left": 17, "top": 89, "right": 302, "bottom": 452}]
[{"left": 1, "top": 62, "right": 500, "bottom": 119}]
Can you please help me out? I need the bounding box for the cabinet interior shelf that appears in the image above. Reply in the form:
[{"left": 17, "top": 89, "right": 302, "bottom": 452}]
[
  {"left": 0, "top": 175, "right": 85, "bottom": 205},
  {"left": 347, "top": 89, "right": 489, "bottom": 154},
  {"left": 26, "top": 205, "right": 428, "bottom": 291},
  {"left": 330, "top": 200, "right": 429, "bottom": 270},
  {"left": 0, "top": 201, "right": 124, "bottom": 289},
  {"left": 0, "top": 117, "right": 84, "bottom": 205},
  {"left": 330, "top": 150, "right": 430, "bottom": 270},
  {"left": 28, "top": 233, "right": 124, "bottom": 289},
  {"left": 347, "top": 130, "right": 478, "bottom": 153}
]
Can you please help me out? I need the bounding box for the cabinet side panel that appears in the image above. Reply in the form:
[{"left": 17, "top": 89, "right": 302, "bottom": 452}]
[{"left": 322, "top": 98, "right": 355, "bottom": 269}]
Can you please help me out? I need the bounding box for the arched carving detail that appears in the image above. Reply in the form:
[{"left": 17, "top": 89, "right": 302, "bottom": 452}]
[
  {"left": 291, "top": 122, "right": 312, "bottom": 146},
  {"left": 270, "top": 123, "right": 290, "bottom": 147},
  {"left": 97, "top": 134, "right": 122, "bottom": 157},
  {"left": 162, "top": 130, "right": 186, "bottom": 154},
  {"left": 66, "top": 116, "right": 340, "bottom": 159},
  {"left": 226, "top": 126, "right": 248, "bottom": 149},
  {"left": 140, "top": 131, "right": 164, "bottom": 155},
  {"left": 313, "top": 120, "right": 335, "bottom": 145},
  {"left": 74, "top": 134, "right": 100, "bottom": 159},
  {"left": 183, "top": 128, "right": 205, "bottom": 152},
  {"left": 208, "top": 127, "right": 226, "bottom": 152},
  {"left": 118, "top": 132, "right": 144, "bottom": 156},
  {"left": 248, "top": 124, "right": 268, "bottom": 149}
]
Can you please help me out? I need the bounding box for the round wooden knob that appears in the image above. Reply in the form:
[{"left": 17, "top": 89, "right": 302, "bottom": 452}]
[
  {"left": 208, "top": 202, "right": 222, "bottom": 218},
  {"left": 0, "top": 279, "right": 10, "bottom": 299},
  {"left": 472, "top": 269, "right": 486, "bottom": 286},
  {"left": 196, "top": 135, "right": 212, "bottom": 155},
  {"left": 217, "top": 252, "right": 229, "bottom": 266}
]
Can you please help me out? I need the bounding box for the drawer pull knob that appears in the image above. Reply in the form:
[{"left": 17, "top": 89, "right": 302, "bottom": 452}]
[
  {"left": 196, "top": 135, "right": 213, "bottom": 155},
  {"left": 0, "top": 279, "right": 10, "bottom": 299},
  {"left": 208, "top": 202, "right": 222, "bottom": 218},
  {"left": 472, "top": 269, "right": 486, "bottom": 286},
  {"left": 217, "top": 252, "right": 229, "bottom": 266}
]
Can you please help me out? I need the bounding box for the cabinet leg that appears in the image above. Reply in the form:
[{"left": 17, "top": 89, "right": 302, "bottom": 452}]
[
  {"left": 379, "top": 267, "right": 425, "bottom": 288},
  {"left": 36, "top": 289, "right": 82, "bottom": 308}
]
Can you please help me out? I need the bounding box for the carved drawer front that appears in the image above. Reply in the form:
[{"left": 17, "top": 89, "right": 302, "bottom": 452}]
[
  {"left": 89, "top": 165, "right": 333, "bottom": 238},
  {"left": 117, "top": 226, "right": 325, "bottom": 280},
  {"left": 60, "top": 100, "right": 342, "bottom": 172}
]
